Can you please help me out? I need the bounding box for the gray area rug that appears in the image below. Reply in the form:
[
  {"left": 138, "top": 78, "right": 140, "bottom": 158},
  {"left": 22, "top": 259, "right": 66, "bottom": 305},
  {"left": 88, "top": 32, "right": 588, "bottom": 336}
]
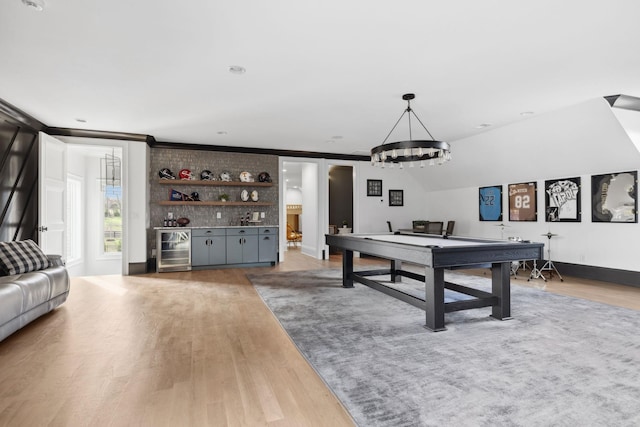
[{"left": 247, "top": 269, "right": 640, "bottom": 427}]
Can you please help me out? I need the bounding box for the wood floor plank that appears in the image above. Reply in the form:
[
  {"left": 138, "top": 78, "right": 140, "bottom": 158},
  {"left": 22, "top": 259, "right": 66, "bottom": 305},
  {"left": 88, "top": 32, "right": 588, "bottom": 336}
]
[{"left": 0, "top": 248, "right": 637, "bottom": 426}]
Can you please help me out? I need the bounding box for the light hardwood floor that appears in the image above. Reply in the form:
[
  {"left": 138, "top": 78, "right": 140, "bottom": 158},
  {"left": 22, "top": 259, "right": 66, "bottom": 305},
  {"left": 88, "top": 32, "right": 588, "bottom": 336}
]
[{"left": 0, "top": 249, "right": 638, "bottom": 426}]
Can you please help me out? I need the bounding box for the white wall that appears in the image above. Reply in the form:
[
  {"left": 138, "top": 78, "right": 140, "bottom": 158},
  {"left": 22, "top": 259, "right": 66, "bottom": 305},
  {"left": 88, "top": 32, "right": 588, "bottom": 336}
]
[
  {"left": 419, "top": 99, "right": 640, "bottom": 272},
  {"left": 301, "top": 162, "right": 319, "bottom": 257},
  {"left": 286, "top": 188, "right": 303, "bottom": 204}
]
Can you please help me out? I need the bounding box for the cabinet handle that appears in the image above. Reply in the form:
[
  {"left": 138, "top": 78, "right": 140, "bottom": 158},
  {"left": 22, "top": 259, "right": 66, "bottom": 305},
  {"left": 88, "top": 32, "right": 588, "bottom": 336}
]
[
  {"left": 264, "top": 236, "right": 270, "bottom": 240},
  {"left": 243, "top": 238, "right": 246, "bottom": 244},
  {"left": 239, "top": 238, "right": 242, "bottom": 245},
  {"left": 239, "top": 230, "right": 245, "bottom": 233},
  {"left": 264, "top": 229, "right": 271, "bottom": 233}
]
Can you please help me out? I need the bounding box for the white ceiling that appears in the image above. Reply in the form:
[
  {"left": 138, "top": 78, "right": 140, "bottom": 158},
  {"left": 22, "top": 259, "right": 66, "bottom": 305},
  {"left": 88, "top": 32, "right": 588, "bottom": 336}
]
[{"left": 1, "top": 1, "right": 640, "bottom": 158}]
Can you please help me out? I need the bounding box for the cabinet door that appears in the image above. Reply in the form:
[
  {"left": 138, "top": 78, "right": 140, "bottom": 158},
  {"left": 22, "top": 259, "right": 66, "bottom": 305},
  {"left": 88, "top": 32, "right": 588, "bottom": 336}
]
[
  {"left": 191, "top": 236, "right": 210, "bottom": 266},
  {"left": 226, "top": 236, "right": 244, "bottom": 264},
  {"left": 210, "top": 236, "right": 227, "bottom": 265},
  {"left": 242, "top": 235, "right": 259, "bottom": 263},
  {"left": 258, "top": 234, "right": 277, "bottom": 262}
]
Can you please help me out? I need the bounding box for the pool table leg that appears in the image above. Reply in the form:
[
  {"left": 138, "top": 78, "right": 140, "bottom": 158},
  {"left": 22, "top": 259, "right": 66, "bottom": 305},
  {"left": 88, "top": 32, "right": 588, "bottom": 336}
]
[
  {"left": 391, "top": 259, "right": 402, "bottom": 282},
  {"left": 491, "top": 262, "right": 512, "bottom": 320},
  {"left": 424, "top": 267, "right": 446, "bottom": 331},
  {"left": 342, "top": 249, "right": 354, "bottom": 288}
]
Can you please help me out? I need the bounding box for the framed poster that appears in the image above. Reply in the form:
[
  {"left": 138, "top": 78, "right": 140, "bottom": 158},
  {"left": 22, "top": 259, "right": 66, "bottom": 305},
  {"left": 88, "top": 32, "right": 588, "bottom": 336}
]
[
  {"left": 367, "top": 179, "right": 382, "bottom": 196},
  {"left": 479, "top": 185, "right": 503, "bottom": 221},
  {"left": 389, "top": 189, "right": 403, "bottom": 206},
  {"left": 545, "top": 177, "right": 581, "bottom": 222},
  {"left": 508, "top": 182, "right": 537, "bottom": 221},
  {"left": 591, "top": 171, "right": 637, "bottom": 223}
]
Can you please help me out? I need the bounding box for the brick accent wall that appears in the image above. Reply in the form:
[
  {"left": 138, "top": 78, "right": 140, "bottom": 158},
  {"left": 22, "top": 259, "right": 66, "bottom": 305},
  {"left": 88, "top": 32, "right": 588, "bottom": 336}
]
[{"left": 147, "top": 148, "right": 279, "bottom": 259}]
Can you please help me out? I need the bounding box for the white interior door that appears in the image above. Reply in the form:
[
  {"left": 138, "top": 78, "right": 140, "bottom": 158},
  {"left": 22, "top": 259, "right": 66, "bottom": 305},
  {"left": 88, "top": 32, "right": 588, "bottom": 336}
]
[{"left": 38, "top": 132, "right": 66, "bottom": 256}]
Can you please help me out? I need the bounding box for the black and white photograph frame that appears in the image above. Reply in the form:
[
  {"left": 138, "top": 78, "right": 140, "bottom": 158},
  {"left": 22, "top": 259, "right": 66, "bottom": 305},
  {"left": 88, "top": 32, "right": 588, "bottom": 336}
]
[
  {"left": 389, "top": 189, "right": 404, "bottom": 207},
  {"left": 478, "top": 185, "right": 503, "bottom": 221},
  {"left": 591, "top": 171, "right": 637, "bottom": 223},
  {"left": 367, "top": 179, "right": 383, "bottom": 197},
  {"left": 508, "top": 181, "right": 538, "bottom": 221},
  {"left": 545, "top": 177, "right": 581, "bottom": 222}
]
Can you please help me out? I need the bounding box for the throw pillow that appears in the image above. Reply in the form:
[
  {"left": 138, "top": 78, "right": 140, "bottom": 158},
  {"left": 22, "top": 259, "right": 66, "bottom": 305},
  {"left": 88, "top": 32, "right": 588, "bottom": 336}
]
[{"left": 0, "top": 240, "right": 50, "bottom": 276}]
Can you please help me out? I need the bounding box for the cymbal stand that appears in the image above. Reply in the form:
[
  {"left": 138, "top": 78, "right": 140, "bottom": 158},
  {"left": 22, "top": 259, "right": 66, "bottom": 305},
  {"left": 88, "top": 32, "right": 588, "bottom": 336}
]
[
  {"left": 528, "top": 259, "right": 546, "bottom": 282},
  {"left": 540, "top": 232, "right": 564, "bottom": 282}
]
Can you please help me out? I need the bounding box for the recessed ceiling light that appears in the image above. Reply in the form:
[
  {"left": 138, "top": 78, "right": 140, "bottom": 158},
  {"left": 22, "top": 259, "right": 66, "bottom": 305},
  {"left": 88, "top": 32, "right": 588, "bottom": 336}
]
[
  {"left": 520, "top": 111, "right": 534, "bottom": 116},
  {"left": 228, "top": 65, "right": 246, "bottom": 75},
  {"left": 75, "top": 118, "right": 87, "bottom": 123},
  {"left": 22, "top": 0, "right": 44, "bottom": 11},
  {"left": 282, "top": 169, "right": 287, "bottom": 172},
  {"left": 217, "top": 131, "right": 227, "bottom": 135},
  {"left": 475, "top": 123, "right": 492, "bottom": 129}
]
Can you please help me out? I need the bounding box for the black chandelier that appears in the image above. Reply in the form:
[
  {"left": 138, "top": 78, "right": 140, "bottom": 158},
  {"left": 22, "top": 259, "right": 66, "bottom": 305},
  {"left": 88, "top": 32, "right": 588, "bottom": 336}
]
[{"left": 371, "top": 93, "right": 451, "bottom": 168}]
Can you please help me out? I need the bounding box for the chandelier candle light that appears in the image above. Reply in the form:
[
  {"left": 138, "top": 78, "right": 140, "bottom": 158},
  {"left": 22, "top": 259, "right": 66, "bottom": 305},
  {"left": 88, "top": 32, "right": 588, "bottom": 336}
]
[{"left": 371, "top": 93, "right": 451, "bottom": 169}]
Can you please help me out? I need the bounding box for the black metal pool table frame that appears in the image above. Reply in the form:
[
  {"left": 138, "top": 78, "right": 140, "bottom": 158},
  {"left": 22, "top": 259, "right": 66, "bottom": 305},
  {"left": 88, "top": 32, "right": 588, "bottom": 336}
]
[{"left": 325, "top": 232, "right": 544, "bottom": 331}]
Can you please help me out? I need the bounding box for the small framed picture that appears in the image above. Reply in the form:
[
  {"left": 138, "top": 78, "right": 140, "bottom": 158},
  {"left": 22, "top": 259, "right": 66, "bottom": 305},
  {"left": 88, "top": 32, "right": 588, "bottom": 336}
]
[
  {"left": 367, "top": 179, "right": 383, "bottom": 196},
  {"left": 389, "top": 189, "right": 403, "bottom": 206}
]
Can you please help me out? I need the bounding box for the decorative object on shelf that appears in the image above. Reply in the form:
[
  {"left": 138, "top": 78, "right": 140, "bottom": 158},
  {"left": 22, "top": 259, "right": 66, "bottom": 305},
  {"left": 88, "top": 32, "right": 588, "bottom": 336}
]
[
  {"left": 341, "top": 219, "right": 349, "bottom": 228},
  {"left": 389, "top": 189, "right": 403, "bottom": 206},
  {"left": 159, "top": 168, "right": 176, "bottom": 179},
  {"left": 218, "top": 193, "right": 230, "bottom": 202},
  {"left": 179, "top": 169, "right": 193, "bottom": 180},
  {"left": 591, "top": 171, "right": 638, "bottom": 223},
  {"left": 479, "top": 185, "right": 503, "bottom": 221},
  {"left": 176, "top": 217, "right": 190, "bottom": 227},
  {"left": 219, "top": 171, "right": 232, "bottom": 182},
  {"left": 240, "top": 189, "right": 250, "bottom": 202},
  {"left": 185, "top": 191, "right": 200, "bottom": 201},
  {"left": 250, "top": 190, "right": 259, "bottom": 201},
  {"left": 258, "top": 172, "right": 272, "bottom": 183},
  {"left": 239, "top": 171, "right": 254, "bottom": 182},
  {"left": 367, "top": 179, "right": 382, "bottom": 196},
  {"left": 508, "top": 182, "right": 537, "bottom": 221},
  {"left": 371, "top": 93, "right": 451, "bottom": 169},
  {"left": 545, "top": 177, "right": 581, "bottom": 222},
  {"left": 201, "top": 169, "right": 216, "bottom": 180},
  {"left": 170, "top": 189, "right": 188, "bottom": 201}
]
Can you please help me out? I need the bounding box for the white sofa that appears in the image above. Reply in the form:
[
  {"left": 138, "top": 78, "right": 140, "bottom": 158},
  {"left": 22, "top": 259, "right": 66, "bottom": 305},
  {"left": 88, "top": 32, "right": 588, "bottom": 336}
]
[{"left": 0, "top": 247, "right": 70, "bottom": 342}]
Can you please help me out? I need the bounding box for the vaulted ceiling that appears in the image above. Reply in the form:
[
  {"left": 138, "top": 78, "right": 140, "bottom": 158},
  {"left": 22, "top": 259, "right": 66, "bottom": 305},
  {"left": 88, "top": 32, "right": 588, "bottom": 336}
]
[{"left": 2, "top": 1, "right": 640, "bottom": 159}]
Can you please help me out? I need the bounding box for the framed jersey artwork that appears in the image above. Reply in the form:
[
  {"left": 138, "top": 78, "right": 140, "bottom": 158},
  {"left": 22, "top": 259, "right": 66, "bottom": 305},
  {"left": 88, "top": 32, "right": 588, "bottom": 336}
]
[
  {"left": 591, "top": 171, "right": 637, "bottom": 223},
  {"left": 479, "top": 185, "right": 503, "bottom": 221},
  {"left": 545, "top": 177, "right": 581, "bottom": 222},
  {"left": 509, "top": 182, "right": 537, "bottom": 221}
]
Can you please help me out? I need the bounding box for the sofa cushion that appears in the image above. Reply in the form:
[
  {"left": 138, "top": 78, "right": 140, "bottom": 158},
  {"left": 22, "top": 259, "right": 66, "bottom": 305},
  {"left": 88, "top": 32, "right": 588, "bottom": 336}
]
[{"left": 0, "top": 240, "right": 50, "bottom": 276}]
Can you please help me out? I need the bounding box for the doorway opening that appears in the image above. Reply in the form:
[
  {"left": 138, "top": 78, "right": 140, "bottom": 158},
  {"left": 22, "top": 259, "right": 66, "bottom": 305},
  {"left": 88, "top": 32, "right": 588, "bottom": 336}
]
[
  {"left": 328, "top": 165, "right": 353, "bottom": 254},
  {"left": 66, "top": 144, "right": 123, "bottom": 277}
]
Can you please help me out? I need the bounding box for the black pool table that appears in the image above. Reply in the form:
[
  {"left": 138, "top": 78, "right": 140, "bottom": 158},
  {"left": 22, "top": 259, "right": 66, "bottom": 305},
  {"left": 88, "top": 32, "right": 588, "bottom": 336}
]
[{"left": 325, "top": 232, "right": 544, "bottom": 331}]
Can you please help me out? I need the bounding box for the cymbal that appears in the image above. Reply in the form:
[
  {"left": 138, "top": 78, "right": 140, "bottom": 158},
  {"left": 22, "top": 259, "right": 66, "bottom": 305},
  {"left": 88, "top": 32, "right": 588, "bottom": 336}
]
[
  {"left": 542, "top": 232, "right": 558, "bottom": 237},
  {"left": 494, "top": 223, "right": 510, "bottom": 227}
]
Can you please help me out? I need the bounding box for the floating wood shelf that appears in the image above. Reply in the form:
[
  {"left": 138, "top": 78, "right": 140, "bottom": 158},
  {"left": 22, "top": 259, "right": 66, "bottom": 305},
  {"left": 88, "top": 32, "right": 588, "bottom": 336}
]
[
  {"left": 158, "top": 180, "right": 273, "bottom": 187},
  {"left": 158, "top": 201, "right": 273, "bottom": 207}
]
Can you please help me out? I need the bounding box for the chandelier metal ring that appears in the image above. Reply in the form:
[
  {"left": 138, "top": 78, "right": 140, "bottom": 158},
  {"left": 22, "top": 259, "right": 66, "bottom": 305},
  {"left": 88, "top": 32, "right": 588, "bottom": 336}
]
[{"left": 371, "top": 93, "right": 451, "bottom": 168}]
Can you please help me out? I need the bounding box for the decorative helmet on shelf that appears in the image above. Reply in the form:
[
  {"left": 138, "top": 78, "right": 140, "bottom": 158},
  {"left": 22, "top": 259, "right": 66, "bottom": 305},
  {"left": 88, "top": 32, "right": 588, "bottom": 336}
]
[
  {"left": 257, "top": 171, "right": 272, "bottom": 183},
  {"left": 189, "top": 191, "right": 200, "bottom": 201},
  {"left": 200, "top": 169, "right": 215, "bottom": 180},
  {"left": 179, "top": 169, "right": 193, "bottom": 180},
  {"left": 239, "top": 171, "right": 253, "bottom": 182},
  {"left": 219, "top": 171, "right": 231, "bottom": 182},
  {"left": 159, "top": 168, "right": 176, "bottom": 179}
]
